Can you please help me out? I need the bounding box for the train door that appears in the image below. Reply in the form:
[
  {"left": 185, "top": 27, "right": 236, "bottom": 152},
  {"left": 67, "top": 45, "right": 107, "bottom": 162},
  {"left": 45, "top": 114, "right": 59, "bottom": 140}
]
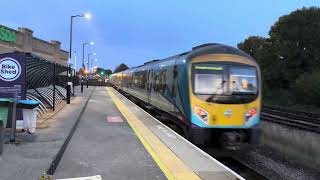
[{"left": 147, "top": 69, "right": 153, "bottom": 103}]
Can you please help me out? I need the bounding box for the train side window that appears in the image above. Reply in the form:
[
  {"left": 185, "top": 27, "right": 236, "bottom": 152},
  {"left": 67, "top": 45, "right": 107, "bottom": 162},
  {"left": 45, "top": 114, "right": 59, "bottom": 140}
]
[
  {"left": 133, "top": 70, "right": 148, "bottom": 89},
  {"left": 133, "top": 72, "right": 139, "bottom": 88},
  {"left": 153, "top": 69, "right": 167, "bottom": 93},
  {"left": 159, "top": 69, "right": 167, "bottom": 93},
  {"left": 154, "top": 71, "right": 160, "bottom": 92},
  {"left": 140, "top": 70, "right": 147, "bottom": 89}
]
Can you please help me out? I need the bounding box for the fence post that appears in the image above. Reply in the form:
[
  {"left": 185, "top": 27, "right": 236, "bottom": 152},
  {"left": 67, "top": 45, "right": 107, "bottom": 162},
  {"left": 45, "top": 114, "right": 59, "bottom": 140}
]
[
  {"left": 81, "top": 77, "right": 84, "bottom": 93},
  {"left": 86, "top": 78, "right": 89, "bottom": 88},
  {"left": 72, "top": 69, "right": 75, "bottom": 96},
  {"left": 66, "top": 85, "right": 71, "bottom": 104},
  {"left": 52, "top": 63, "right": 56, "bottom": 111},
  {"left": 0, "top": 120, "right": 3, "bottom": 157}
]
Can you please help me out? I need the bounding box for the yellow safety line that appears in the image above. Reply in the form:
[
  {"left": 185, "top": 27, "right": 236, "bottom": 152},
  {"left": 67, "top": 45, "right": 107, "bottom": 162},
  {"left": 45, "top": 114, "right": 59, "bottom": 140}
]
[{"left": 107, "top": 87, "right": 201, "bottom": 180}]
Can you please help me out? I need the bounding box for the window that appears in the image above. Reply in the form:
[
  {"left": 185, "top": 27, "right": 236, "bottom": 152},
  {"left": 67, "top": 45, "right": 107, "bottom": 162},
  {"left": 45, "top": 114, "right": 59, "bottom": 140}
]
[
  {"left": 229, "top": 67, "right": 257, "bottom": 94},
  {"left": 132, "top": 70, "right": 147, "bottom": 89},
  {"left": 195, "top": 74, "right": 224, "bottom": 94},
  {"left": 192, "top": 64, "right": 225, "bottom": 95},
  {"left": 192, "top": 63, "right": 258, "bottom": 95},
  {"left": 153, "top": 69, "right": 167, "bottom": 93}
]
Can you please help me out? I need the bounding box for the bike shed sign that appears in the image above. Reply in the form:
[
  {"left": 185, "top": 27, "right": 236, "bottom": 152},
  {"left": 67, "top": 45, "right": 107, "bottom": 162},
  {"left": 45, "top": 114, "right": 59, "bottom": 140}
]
[{"left": 0, "top": 57, "right": 21, "bottom": 82}]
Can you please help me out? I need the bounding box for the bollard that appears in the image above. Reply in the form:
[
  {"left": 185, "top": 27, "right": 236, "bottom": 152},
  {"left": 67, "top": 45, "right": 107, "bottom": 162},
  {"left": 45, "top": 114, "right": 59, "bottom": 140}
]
[
  {"left": 86, "top": 79, "right": 89, "bottom": 88},
  {"left": 66, "top": 85, "right": 71, "bottom": 104},
  {"left": 81, "top": 82, "right": 84, "bottom": 93},
  {"left": 0, "top": 121, "right": 3, "bottom": 157}
]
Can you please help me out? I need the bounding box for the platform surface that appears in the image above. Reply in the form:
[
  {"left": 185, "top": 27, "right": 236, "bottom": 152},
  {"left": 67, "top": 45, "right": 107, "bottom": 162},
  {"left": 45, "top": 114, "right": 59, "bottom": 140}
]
[
  {"left": 54, "top": 87, "right": 243, "bottom": 180},
  {"left": 54, "top": 87, "right": 165, "bottom": 179}
]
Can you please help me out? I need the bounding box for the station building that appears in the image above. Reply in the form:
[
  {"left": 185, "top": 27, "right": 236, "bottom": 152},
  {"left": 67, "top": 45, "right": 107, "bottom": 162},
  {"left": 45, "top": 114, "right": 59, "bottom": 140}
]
[{"left": 0, "top": 24, "right": 68, "bottom": 66}]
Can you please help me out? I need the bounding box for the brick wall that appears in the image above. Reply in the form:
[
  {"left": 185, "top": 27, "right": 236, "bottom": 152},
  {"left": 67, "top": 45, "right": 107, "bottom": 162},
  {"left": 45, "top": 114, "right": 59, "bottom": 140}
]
[{"left": 0, "top": 25, "right": 68, "bottom": 66}]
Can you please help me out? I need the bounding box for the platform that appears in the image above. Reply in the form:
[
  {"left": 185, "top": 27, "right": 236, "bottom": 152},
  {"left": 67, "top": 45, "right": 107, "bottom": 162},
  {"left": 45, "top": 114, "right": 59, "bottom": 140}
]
[{"left": 53, "top": 87, "right": 243, "bottom": 180}]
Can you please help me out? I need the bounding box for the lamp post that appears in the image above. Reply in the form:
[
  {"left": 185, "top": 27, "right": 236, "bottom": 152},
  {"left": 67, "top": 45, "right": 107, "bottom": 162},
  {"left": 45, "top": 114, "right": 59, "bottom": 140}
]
[
  {"left": 68, "top": 13, "right": 91, "bottom": 101},
  {"left": 82, "top": 41, "right": 94, "bottom": 69},
  {"left": 87, "top": 52, "right": 96, "bottom": 74},
  {"left": 92, "top": 58, "right": 98, "bottom": 72},
  {"left": 69, "top": 13, "right": 91, "bottom": 65},
  {"left": 73, "top": 51, "right": 77, "bottom": 70}
]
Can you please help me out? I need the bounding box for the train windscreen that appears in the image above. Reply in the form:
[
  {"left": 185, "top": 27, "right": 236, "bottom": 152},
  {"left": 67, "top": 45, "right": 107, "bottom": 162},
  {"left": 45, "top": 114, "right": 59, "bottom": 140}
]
[
  {"left": 229, "top": 66, "right": 257, "bottom": 94},
  {"left": 193, "top": 65, "right": 225, "bottom": 94},
  {"left": 192, "top": 63, "right": 258, "bottom": 103}
]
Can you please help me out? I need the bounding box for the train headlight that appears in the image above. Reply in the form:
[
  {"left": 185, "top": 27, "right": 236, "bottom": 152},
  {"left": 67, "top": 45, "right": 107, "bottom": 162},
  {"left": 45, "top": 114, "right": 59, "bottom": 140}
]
[
  {"left": 194, "top": 106, "right": 209, "bottom": 124},
  {"left": 245, "top": 108, "right": 257, "bottom": 122}
]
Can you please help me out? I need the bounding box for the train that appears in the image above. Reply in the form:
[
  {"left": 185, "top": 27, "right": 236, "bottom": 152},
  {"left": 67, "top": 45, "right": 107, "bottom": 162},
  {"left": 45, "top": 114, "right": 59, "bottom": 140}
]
[{"left": 110, "top": 43, "right": 261, "bottom": 149}]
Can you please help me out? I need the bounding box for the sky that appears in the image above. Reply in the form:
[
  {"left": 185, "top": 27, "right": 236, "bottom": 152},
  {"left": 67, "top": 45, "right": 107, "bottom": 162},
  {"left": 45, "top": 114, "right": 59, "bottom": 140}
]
[{"left": 0, "top": 0, "right": 319, "bottom": 71}]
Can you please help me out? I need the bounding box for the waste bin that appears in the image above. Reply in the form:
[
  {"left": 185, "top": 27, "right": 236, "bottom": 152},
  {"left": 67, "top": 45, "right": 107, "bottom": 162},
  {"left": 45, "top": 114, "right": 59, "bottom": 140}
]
[
  {"left": 17, "top": 100, "right": 40, "bottom": 133},
  {"left": 0, "top": 98, "right": 14, "bottom": 128}
]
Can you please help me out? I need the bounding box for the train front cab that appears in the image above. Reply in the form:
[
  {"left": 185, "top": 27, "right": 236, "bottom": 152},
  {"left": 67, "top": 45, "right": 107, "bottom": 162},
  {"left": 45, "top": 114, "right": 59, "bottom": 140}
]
[{"left": 187, "top": 54, "right": 261, "bottom": 148}]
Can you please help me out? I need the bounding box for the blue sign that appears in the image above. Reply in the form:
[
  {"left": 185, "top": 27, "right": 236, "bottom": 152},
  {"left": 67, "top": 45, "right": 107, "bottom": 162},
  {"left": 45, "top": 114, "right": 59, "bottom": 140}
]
[{"left": 0, "top": 53, "right": 26, "bottom": 127}]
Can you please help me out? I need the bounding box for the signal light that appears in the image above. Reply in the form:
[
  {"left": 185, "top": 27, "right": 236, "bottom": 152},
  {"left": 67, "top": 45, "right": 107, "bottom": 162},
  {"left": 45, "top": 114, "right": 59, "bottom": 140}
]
[{"left": 194, "top": 106, "right": 209, "bottom": 124}]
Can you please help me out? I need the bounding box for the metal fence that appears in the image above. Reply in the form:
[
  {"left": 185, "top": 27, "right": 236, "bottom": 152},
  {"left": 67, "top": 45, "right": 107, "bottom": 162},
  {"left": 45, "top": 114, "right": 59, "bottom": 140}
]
[{"left": 26, "top": 53, "right": 79, "bottom": 114}]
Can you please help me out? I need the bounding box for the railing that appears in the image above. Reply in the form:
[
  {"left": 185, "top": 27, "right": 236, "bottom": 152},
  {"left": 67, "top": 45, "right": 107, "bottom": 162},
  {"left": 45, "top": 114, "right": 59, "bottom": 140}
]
[{"left": 26, "top": 53, "right": 79, "bottom": 115}]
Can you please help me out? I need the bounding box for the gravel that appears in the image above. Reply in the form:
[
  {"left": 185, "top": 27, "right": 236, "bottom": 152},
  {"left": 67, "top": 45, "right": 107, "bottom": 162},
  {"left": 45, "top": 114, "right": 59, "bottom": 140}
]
[{"left": 236, "top": 145, "right": 320, "bottom": 180}]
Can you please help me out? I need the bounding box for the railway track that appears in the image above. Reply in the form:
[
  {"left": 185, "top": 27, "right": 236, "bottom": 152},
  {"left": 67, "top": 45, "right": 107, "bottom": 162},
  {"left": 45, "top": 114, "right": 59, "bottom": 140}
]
[
  {"left": 215, "top": 156, "right": 268, "bottom": 180},
  {"left": 261, "top": 106, "right": 320, "bottom": 133},
  {"left": 201, "top": 148, "right": 269, "bottom": 180}
]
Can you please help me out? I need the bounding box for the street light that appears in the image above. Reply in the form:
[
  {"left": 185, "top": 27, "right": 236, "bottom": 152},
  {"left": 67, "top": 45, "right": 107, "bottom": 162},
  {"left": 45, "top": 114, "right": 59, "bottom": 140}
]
[
  {"left": 82, "top": 42, "right": 94, "bottom": 69},
  {"left": 69, "top": 13, "right": 92, "bottom": 65},
  {"left": 84, "top": 12, "right": 92, "bottom": 20},
  {"left": 73, "top": 51, "right": 77, "bottom": 70},
  {"left": 87, "top": 52, "right": 96, "bottom": 73}
]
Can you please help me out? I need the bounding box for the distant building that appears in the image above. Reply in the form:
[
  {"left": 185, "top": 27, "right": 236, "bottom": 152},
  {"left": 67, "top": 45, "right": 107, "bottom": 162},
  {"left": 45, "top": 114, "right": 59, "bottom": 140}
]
[{"left": 0, "top": 25, "right": 68, "bottom": 66}]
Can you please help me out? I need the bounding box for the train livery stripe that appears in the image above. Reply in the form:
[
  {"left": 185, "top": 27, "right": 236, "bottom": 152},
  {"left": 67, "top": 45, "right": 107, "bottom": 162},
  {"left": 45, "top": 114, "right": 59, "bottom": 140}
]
[{"left": 107, "top": 87, "right": 201, "bottom": 180}]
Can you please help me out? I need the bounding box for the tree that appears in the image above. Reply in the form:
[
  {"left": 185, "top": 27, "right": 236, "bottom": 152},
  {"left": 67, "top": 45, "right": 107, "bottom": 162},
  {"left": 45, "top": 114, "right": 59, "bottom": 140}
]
[
  {"left": 239, "top": 7, "right": 320, "bottom": 89},
  {"left": 238, "top": 7, "right": 320, "bottom": 107},
  {"left": 238, "top": 36, "right": 288, "bottom": 89},
  {"left": 114, "top": 63, "right": 129, "bottom": 73},
  {"left": 78, "top": 68, "right": 85, "bottom": 76},
  {"left": 237, "top": 36, "right": 267, "bottom": 60},
  {"left": 292, "top": 71, "right": 320, "bottom": 106},
  {"left": 269, "top": 7, "right": 320, "bottom": 76},
  {"left": 105, "top": 69, "right": 112, "bottom": 75}
]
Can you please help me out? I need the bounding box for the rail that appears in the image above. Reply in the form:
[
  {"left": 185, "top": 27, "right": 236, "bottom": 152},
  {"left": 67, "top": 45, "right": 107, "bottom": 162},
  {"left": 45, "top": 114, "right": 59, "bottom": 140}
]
[{"left": 261, "top": 106, "right": 320, "bottom": 133}]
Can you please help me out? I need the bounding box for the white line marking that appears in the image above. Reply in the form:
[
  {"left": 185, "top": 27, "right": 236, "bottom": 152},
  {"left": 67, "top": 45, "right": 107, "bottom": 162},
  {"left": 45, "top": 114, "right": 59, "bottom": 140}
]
[
  {"left": 133, "top": 106, "right": 141, "bottom": 112},
  {"left": 57, "top": 175, "right": 101, "bottom": 180},
  {"left": 156, "top": 125, "right": 177, "bottom": 139}
]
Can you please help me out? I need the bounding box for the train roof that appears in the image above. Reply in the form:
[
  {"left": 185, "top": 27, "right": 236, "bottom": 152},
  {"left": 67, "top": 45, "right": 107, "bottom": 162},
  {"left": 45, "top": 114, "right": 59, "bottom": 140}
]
[
  {"left": 188, "top": 43, "right": 254, "bottom": 60},
  {"left": 117, "top": 43, "right": 254, "bottom": 73}
]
